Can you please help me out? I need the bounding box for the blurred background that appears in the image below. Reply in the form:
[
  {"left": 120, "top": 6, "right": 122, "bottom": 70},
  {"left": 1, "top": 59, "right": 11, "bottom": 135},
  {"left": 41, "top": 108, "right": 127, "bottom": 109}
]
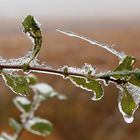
[{"left": 0, "top": 0, "right": 140, "bottom": 140}]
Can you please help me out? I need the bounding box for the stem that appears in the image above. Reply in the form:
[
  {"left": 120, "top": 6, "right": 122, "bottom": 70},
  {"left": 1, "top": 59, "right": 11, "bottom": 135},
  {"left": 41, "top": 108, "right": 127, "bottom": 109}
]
[
  {"left": 0, "top": 64, "right": 138, "bottom": 84},
  {"left": 15, "top": 127, "right": 24, "bottom": 140}
]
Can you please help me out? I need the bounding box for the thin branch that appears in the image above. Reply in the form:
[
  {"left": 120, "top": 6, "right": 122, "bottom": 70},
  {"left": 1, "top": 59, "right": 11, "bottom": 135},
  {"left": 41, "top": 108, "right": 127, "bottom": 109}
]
[
  {"left": 15, "top": 93, "right": 41, "bottom": 140},
  {"left": 56, "top": 29, "right": 126, "bottom": 60},
  {"left": 15, "top": 127, "right": 24, "bottom": 140}
]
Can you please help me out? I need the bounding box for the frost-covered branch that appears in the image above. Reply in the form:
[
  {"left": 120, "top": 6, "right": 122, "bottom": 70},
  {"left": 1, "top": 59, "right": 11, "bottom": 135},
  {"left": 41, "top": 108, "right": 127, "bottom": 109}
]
[{"left": 0, "top": 64, "right": 133, "bottom": 85}]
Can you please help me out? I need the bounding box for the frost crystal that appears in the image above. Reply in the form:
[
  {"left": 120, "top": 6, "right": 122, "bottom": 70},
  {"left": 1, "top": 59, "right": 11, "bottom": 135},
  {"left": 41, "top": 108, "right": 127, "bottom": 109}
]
[
  {"left": 59, "top": 63, "right": 96, "bottom": 75},
  {"left": 126, "top": 83, "right": 140, "bottom": 104},
  {"left": 82, "top": 63, "right": 96, "bottom": 75}
]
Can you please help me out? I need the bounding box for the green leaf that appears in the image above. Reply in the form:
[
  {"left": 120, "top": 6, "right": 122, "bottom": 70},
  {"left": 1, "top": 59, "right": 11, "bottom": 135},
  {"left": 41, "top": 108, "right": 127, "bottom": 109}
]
[
  {"left": 113, "top": 56, "right": 136, "bottom": 78},
  {"left": 129, "top": 72, "right": 140, "bottom": 87},
  {"left": 25, "top": 117, "right": 53, "bottom": 137},
  {"left": 2, "top": 73, "right": 30, "bottom": 96},
  {"left": 32, "top": 83, "right": 66, "bottom": 101},
  {"left": 22, "top": 15, "right": 42, "bottom": 63},
  {"left": 25, "top": 74, "right": 38, "bottom": 85},
  {"left": 14, "top": 96, "right": 32, "bottom": 113},
  {"left": 69, "top": 76, "right": 103, "bottom": 100},
  {"left": 115, "top": 56, "right": 135, "bottom": 71},
  {"left": 9, "top": 118, "right": 22, "bottom": 133},
  {"left": 120, "top": 87, "right": 137, "bottom": 116}
]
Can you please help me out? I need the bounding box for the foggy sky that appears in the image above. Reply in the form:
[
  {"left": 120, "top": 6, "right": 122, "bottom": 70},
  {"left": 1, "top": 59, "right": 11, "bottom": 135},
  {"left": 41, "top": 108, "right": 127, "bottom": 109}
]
[{"left": 0, "top": 0, "right": 140, "bottom": 19}]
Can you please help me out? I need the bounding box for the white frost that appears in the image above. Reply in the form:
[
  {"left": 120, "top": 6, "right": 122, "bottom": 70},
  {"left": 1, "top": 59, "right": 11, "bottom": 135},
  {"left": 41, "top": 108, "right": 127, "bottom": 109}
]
[
  {"left": 126, "top": 83, "right": 140, "bottom": 104},
  {"left": 59, "top": 63, "right": 96, "bottom": 75},
  {"left": 14, "top": 96, "right": 31, "bottom": 113},
  {"left": 14, "top": 96, "right": 31, "bottom": 104},
  {"left": 33, "top": 83, "right": 54, "bottom": 94}
]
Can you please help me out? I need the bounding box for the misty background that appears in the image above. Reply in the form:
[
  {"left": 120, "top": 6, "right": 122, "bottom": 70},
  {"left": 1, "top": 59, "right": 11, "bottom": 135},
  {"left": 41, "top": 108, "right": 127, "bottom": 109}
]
[
  {"left": 0, "top": 0, "right": 140, "bottom": 19},
  {"left": 0, "top": 0, "right": 140, "bottom": 33}
]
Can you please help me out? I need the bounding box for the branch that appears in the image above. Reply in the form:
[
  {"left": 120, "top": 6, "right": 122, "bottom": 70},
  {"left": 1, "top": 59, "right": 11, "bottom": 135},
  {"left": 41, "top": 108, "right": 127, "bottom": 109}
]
[
  {"left": 56, "top": 29, "right": 126, "bottom": 60},
  {"left": 15, "top": 93, "right": 41, "bottom": 140}
]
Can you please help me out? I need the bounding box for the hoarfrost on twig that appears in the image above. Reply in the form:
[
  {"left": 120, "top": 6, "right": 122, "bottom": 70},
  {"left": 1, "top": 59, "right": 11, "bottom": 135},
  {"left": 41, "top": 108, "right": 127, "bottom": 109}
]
[{"left": 56, "top": 29, "right": 126, "bottom": 61}]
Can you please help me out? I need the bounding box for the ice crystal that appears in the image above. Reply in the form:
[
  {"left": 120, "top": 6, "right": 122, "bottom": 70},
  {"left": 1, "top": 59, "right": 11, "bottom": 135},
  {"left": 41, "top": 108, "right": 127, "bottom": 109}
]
[{"left": 59, "top": 63, "right": 96, "bottom": 75}]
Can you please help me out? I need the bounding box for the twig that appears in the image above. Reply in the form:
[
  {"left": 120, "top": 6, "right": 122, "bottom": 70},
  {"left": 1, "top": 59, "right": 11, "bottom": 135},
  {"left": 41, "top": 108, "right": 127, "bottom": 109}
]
[{"left": 15, "top": 93, "right": 41, "bottom": 140}]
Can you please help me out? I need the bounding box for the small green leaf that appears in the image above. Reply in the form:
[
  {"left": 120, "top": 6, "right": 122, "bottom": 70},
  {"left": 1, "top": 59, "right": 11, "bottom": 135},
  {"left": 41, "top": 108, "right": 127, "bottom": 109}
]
[
  {"left": 25, "top": 117, "right": 53, "bottom": 137},
  {"left": 9, "top": 118, "right": 22, "bottom": 133},
  {"left": 14, "top": 96, "right": 32, "bottom": 113},
  {"left": 22, "top": 15, "right": 42, "bottom": 63},
  {"left": 70, "top": 76, "right": 103, "bottom": 100},
  {"left": 115, "top": 56, "right": 135, "bottom": 71},
  {"left": 2, "top": 73, "right": 30, "bottom": 96},
  {"left": 120, "top": 87, "right": 137, "bottom": 116},
  {"left": 129, "top": 72, "right": 140, "bottom": 87},
  {"left": 114, "top": 56, "right": 136, "bottom": 78}
]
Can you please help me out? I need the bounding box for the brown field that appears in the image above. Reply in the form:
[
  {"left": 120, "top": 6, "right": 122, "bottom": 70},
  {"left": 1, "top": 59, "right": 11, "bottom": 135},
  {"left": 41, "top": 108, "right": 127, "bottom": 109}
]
[{"left": 0, "top": 19, "right": 140, "bottom": 140}]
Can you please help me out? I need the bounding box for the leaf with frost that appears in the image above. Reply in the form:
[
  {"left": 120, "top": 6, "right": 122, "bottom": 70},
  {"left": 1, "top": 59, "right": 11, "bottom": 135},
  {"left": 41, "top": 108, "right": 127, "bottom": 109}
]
[
  {"left": 14, "top": 97, "right": 32, "bottom": 113},
  {"left": 118, "top": 86, "right": 138, "bottom": 123},
  {"left": 9, "top": 118, "right": 22, "bottom": 133},
  {"left": 69, "top": 76, "right": 103, "bottom": 100},
  {"left": 2, "top": 73, "right": 30, "bottom": 96},
  {"left": 114, "top": 56, "right": 136, "bottom": 79},
  {"left": 129, "top": 72, "right": 140, "bottom": 87},
  {"left": 32, "top": 83, "right": 66, "bottom": 101},
  {"left": 25, "top": 117, "right": 53, "bottom": 137},
  {"left": 22, "top": 15, "right": 42, "bottom": 63}
]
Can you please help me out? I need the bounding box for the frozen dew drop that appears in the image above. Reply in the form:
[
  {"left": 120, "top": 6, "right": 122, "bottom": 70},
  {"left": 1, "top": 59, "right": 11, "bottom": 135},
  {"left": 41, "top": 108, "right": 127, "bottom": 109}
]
[
  {"left": 118, "top": 100, "right": 134, "bottom": 124},
  {"left": 123, "top": 115, "right": 134, "bottom": 123}
]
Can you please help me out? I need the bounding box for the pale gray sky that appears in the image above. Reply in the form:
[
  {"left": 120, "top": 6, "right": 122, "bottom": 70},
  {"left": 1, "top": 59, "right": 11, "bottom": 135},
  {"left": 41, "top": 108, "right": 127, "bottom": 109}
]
[{"left": 0, "top": 0, "right": 140, "bottom": 19}]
